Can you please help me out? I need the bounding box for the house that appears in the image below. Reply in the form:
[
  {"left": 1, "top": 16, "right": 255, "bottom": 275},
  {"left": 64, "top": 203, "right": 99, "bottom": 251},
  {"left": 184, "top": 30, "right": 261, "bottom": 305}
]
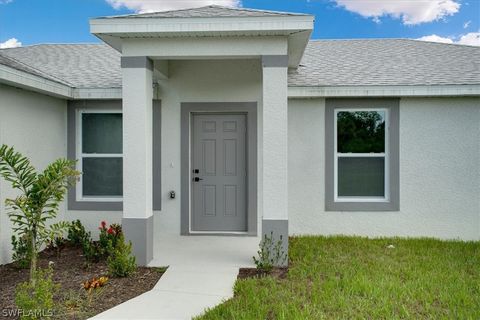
[{"left": 0, "top": 6, "right": 479, "bottom": 266}]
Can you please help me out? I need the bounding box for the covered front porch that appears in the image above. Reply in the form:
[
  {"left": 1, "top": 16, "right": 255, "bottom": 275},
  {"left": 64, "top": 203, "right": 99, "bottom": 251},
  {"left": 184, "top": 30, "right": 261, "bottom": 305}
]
[{"left": 89, "top": 8, "right": 314, "bottom": 266}]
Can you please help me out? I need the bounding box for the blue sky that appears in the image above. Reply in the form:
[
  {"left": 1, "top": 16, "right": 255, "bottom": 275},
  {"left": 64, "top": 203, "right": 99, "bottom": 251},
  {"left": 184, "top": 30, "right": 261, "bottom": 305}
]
[{"left": 0, "top": 0, "right": 479, "bottom": 48}]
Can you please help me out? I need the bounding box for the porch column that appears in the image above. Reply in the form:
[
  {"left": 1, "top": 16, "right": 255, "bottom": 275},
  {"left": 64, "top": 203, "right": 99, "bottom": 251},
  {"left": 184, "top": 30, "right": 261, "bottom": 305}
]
[
  {"left": 261, "top": 55, "right": 289, "bottom": 266},
  {"left": 121, "top": 56, "right": 154, "bottom": 266}
]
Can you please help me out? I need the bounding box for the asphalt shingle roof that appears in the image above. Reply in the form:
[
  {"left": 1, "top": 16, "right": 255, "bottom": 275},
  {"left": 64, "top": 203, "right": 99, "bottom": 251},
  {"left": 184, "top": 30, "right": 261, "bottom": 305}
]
[
  {"left": 0, "top": 44, "right": 121, "bottom": 88},
  {"left": 0, "top": 53, "right": 68, "bottom": 85},
  {"left": 0, "top": 39, "right": 479, "bottom": 89},
  {"left": 289, "top": 39, "right": 480, "bottom": 87},
  {"left": 99, "top": 5, "right": 309, "bottom": 19}
]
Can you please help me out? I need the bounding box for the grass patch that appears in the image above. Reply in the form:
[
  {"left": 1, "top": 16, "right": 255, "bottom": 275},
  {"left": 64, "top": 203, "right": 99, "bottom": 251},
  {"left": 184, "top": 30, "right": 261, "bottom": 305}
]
[{"left": 198, "top": 236, "right": 480, "bottom": 319}]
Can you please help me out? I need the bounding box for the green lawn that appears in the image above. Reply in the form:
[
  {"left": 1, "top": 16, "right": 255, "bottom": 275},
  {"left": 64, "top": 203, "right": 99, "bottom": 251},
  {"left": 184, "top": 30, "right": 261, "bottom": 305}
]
[{"left": 198, "top": 236, "right": 480, "bottom": 319}]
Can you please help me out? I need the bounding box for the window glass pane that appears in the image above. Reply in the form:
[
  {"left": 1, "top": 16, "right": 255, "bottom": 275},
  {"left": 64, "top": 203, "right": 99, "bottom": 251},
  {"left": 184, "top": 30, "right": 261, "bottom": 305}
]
[
  {"left": 337, "top": 111, "right": 385, "bottom": 153},
  {"left": 338, "top": 157, "right": 385, "bottom": 197},
  {"left": 82, "top": 158, "right": 122, "bottom": 197},
  {"left": 82, "top": 113, "right": 122, "bottom": 154}
]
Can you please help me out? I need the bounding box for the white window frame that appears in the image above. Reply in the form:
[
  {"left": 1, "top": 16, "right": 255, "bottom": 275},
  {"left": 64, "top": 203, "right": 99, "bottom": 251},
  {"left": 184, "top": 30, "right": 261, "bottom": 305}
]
[
  {"left": 76, "top": 109, "right": 123, "bottom": 202},
  {"left": 333, "top": 108, "right": 390, "bottom": 203}
]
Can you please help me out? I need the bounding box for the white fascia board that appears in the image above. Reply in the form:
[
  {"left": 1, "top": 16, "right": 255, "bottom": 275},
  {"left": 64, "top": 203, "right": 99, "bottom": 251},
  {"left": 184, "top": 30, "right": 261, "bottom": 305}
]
[
  {"left": 90, "top": 16, "right": 314, "bottom": 35},
  {"left": 0, "top": 64, "right": 72, "bottom": 98},
  {"left": 121, "top": 36, "right": 287, "bottom": 58},
  {"left": 288, "top": 85, "right": 480, "bottom": 98}
]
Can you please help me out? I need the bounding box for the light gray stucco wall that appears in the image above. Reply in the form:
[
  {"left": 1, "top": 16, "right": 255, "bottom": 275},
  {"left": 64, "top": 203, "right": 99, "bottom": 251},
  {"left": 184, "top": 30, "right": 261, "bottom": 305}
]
[
  {"left": 288, "top": 97, "right": 480, "bottom": 240},
  {"left": 65, "top": 60, "right": 262, "bottom": 242},
  {"left": 0, "top": 84, "right": 67, "bottom": 264}
]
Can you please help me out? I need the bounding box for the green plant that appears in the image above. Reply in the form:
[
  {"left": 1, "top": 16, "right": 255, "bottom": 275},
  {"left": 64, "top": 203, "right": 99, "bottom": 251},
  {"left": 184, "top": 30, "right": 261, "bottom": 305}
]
[
  {"left": 107, "top": 234, "right": 136, "bottom": 277},
  {"left": 253, "top": 232, "right": 287, "bottom": 273},
  {"left": 81, "top": 238, "right": 102, "bottom": 264},
  {"left": 67, "top": 220, "right": 89, "bottom": 247},
  {"left": 98, "top": 221, "right": 122, "bottom": 256},
  {"left": 47, "top": 236, "right": 67, "bottom": 257},
  {"left": 11, "top": 234, "right": 32, "bottom": 269},
  {"left": 0, "top": 145, "right": 80, "bottom": 282},
  {"left": 15, "top": 267, "right": 58, "bottom": 320}
]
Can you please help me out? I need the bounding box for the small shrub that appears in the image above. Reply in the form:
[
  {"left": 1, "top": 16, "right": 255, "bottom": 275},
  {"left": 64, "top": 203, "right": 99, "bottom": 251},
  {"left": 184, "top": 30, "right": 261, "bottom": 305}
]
[
  {"left": 253, "top": 232, "right": 287, "bottom": 273},
  {"left": 47, "top": 236, "right": 67, "bottom": 257},
  {"left": 81, "top": 239, "right": 102, "bottom": 264},
  {"left": 11, "top": 234, "right": 32, "bottom": 269},
  {"left": 15, "top": 267, "right": 58, "bottom": 320},
  {"left": 67, "top": 220, "right": 89, "bottom": 247},
  {"left": 107, "top": 234, "right": 136, "bottom": 277},
  {"left": 0, "top": 145, "right": 79, "bottom": 281},
  {"left": 98, "top": 221, "right": 122, "bottom": 256}
]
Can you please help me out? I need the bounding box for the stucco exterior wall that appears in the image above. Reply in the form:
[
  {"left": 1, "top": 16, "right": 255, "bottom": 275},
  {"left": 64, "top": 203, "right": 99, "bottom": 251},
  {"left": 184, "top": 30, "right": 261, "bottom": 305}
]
[
  {"left": 288, "top": 97, "right": 480, "bottom": 240},
  {"left": 0, "top": 84, "right": 67, "bottom": 264},
  {"left": 65, "top": 59, "right": 264, "bottom": 240}
]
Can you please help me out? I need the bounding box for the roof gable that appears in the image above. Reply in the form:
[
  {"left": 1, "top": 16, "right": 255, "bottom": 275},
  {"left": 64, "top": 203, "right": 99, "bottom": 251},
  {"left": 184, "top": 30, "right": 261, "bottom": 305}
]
[{"left": 99, "top": 5, "right": 309, "bottom": 19}]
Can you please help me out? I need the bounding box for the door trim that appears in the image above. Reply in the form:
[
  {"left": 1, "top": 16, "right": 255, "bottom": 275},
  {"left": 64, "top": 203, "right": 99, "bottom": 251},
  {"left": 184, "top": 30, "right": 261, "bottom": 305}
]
[{"left": 181, "top": 102, "right": 257, "bottom": 236}]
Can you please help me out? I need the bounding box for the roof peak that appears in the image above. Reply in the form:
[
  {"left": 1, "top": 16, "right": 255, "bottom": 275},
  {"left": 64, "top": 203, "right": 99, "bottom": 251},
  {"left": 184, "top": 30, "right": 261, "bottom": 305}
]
[{"left": 96, "top": 5, "right": 310, "bottom": 19}]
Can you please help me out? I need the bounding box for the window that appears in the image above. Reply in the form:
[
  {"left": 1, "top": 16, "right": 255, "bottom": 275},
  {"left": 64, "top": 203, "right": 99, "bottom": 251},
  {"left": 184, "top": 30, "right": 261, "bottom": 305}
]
[
  {"left": 76, "top": 110, "right": 123, "bottom": 202},
  {"left": 335, "top": 109, "right": 388, "bottom": 201},
  {"left": 325, "top": 99, "right": 399, "bottom": 211}
]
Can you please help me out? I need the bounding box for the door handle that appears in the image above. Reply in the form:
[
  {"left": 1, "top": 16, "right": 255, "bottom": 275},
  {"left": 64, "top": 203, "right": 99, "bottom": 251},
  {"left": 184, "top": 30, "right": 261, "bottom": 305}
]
[{"left": 193, "top": 177, "right": 203, "bottom": 182}]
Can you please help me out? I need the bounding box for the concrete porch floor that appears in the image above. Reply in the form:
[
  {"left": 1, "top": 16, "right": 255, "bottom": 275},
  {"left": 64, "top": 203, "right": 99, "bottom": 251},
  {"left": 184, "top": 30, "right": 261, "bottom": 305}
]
[
  {"left": 150, "top": 234, "right": 260, "bottom": 268},
  {"left": 92, "top": 234, "right": 260, "bottom": 320}
]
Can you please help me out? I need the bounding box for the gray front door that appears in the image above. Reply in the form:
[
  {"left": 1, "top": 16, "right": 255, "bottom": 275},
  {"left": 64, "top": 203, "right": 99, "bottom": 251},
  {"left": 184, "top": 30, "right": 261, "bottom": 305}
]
[{"left": 191, "top": 114, "right": 247, "bottom": 232}]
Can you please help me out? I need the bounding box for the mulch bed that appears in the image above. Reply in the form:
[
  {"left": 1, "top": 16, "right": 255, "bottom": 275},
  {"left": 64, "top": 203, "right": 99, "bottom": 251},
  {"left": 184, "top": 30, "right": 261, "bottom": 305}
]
[
  {"left": 238, "top": 267, "right": 288, "bottom": 280},
  {"left": 0, "top": 246, "right": 165, "bottom": 320}
]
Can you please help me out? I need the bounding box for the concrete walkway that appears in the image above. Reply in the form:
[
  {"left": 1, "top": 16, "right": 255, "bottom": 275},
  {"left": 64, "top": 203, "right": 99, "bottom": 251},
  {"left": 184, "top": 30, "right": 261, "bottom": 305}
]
[{"left": 92, "top": 234, "right": 259, "bottom": 320}]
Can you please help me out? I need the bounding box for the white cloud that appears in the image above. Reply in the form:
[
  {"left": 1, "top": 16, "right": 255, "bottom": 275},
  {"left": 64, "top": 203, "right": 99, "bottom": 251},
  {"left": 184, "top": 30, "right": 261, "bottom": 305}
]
[
  {"left": 463, "top": 20, "right": 471, "bottom": 29},
  {"left": 333, "top": 0, "right": 460, "bottom": 25},
  {"left": 0, "top": 38, "right": 22, "bottom": 49},
  {"left": 457, "top": 32, "right": 480, "bottom": 46},
  {"left": 0, "top": 0, "right": 13, "bottom": 4},
  {"left": 106, "top": 0, "right": 241, "bottom": 13},
  {"left": 417, "top": 34, "right": 453, "bottom": 44},
  {"left": 417, "top": 32, "right": 480, "bottom": 46}
]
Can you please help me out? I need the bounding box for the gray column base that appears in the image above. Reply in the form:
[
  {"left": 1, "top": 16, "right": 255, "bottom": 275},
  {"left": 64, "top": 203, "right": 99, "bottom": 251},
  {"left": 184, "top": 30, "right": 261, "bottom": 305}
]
[
  {"left": 122, "top": 216, "right": 153, "bottom": 266},
  {"left": 261, "top": 219, "right": 289, "bottom": 267}
]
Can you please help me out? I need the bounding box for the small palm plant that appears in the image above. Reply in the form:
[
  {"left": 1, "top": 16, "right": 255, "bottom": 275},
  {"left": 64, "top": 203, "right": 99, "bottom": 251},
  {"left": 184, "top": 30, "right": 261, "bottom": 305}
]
[{"left": 0, "top": 145, "right": 80, "bottom": 283}]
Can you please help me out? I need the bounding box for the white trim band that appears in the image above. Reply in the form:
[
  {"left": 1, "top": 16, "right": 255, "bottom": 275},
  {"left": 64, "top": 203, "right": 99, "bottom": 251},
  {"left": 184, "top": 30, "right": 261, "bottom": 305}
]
[{"left": 288, "top": 85, "right": 480, "bottom": 98}]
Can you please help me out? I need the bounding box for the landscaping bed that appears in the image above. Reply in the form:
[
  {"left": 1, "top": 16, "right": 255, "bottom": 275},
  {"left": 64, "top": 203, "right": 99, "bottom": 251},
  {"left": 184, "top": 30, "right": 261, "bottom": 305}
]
[
  {"left": 0, "top": 246, "right": 165, "bottom": 320},
  {"left": 199, "top": 236, "right": 480, "bottom": 319}
]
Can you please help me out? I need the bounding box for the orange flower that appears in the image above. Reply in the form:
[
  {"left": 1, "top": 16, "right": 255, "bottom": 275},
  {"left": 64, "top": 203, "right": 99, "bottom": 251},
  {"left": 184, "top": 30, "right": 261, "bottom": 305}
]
[{"left": 83, "top": 276, "right": 109, "bottom": 291}]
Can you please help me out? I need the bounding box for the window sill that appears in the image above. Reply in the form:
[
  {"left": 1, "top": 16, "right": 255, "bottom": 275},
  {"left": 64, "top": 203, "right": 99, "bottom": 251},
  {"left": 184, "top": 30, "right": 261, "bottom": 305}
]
[
  {"left": 325, "top": 200, "right": 399, "bottom": 212},
  {"left": 77, "top": 197, "right": 123, "bottom": 203}
]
